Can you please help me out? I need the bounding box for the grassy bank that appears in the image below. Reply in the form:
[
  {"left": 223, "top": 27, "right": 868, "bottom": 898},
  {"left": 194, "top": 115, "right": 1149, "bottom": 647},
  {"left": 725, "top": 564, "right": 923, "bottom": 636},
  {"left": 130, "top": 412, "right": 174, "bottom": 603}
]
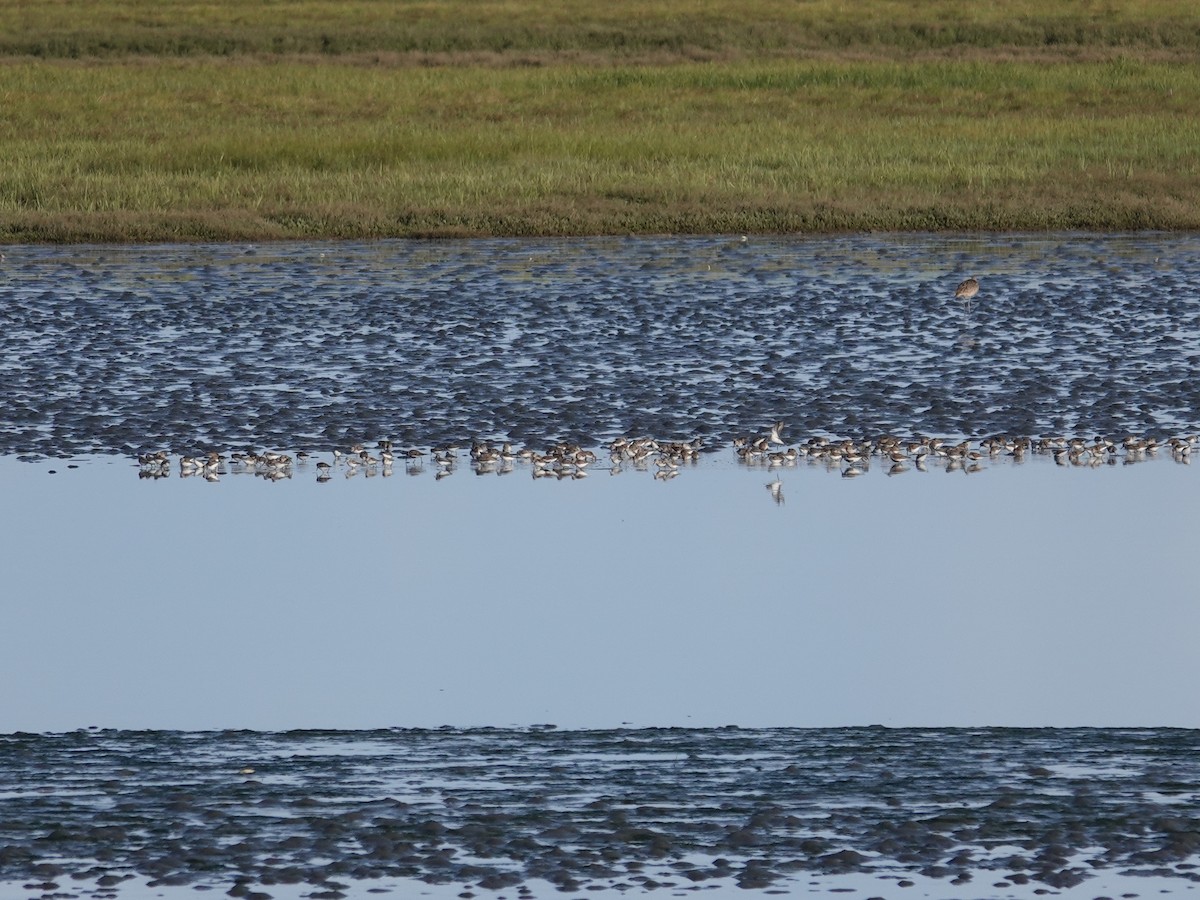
[
  {"left": 2, "top": 1, "right": 1199, "bottom": 241},
  {"left": 5, "top": 0, "right": 1200, "bottom": 60}
]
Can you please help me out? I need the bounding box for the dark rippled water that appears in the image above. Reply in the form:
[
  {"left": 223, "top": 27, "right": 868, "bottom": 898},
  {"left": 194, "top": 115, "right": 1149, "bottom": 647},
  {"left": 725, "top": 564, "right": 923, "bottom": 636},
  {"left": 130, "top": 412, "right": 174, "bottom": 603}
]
[
  {"left": 3, "top": 234, "right": 1199, "bottom": 459},
  {"left": 2, "top": 728, "right": 1199, "bottom": 898}
]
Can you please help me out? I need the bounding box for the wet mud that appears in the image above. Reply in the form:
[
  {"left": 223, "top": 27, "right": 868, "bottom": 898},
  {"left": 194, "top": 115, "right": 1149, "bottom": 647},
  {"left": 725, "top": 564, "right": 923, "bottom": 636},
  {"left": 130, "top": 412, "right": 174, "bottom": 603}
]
[
  {"left": 2, "top": 234, "right": 1198, "bottom": 460},
  {"left": 1, "top": 728, "right": 1198, "bottom": 897}
]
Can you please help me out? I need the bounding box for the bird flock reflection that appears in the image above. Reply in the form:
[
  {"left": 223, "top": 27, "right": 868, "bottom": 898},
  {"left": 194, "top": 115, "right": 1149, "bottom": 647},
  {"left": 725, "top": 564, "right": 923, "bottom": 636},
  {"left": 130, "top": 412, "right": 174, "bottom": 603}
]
[{"left": 135, "top": 426, "right": 1196, "bottom": 485}]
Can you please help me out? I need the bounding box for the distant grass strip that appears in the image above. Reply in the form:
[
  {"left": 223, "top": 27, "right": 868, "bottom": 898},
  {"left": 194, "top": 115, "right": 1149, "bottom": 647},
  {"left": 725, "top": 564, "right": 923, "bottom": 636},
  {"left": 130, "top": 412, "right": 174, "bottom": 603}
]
[
  {"left": 4, "top": 0, "right": 1200, "bottom": 59},
  {"left": 3, "top": 56, "right": 1199, "bottom": 241},
  {"left": 4, "top": 0, "right": 1199, "bottom": 240}
]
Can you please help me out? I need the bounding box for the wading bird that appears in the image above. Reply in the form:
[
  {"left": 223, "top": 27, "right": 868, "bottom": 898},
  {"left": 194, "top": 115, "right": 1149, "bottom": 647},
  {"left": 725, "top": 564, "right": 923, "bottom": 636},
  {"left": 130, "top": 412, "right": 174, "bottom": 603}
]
[{"left": 955, "top": 277, "right": 980, "bottom": 313}]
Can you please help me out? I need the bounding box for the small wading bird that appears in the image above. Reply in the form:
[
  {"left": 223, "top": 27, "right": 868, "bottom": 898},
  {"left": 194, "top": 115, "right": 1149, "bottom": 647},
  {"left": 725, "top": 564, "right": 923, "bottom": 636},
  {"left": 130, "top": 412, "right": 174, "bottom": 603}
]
[{"left": 955, "top": 276, "right": 980, "bottom": 313}]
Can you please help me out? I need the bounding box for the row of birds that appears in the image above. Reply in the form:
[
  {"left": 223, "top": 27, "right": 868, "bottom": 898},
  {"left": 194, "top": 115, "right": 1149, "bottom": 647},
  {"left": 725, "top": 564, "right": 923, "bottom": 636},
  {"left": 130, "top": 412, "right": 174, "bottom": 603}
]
[
  {"left": 135, "top": 437, "right": 700, "bottom": 482},
  {"left": 134, "top": 427, "right": 1196, "bottom": 482},
  {"left": 735, "top": 423, "right": 1196, "bottom": 477}
]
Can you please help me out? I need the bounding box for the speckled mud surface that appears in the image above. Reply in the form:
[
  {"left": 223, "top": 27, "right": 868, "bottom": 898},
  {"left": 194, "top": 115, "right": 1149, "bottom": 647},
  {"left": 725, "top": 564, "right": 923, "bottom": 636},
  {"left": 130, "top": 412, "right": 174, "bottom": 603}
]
[
  {"left": 1, "top": 728, "right": 1198, "bottom": 897},
  {"left": 2, "top": 234, "right": 1198, "bottom": 459}
]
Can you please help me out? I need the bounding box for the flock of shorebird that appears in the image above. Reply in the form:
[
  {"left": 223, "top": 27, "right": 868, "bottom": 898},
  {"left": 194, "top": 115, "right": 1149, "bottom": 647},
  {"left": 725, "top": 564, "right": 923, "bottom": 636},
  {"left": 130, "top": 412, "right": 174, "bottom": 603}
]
[
  {"left": 136, "top": 437, "right": 703, "bottom": 482},
  {"left": 133, "top": 273, "right": 1200, "bottom": 484},
  {"left": 736, "top": 422, "right": 1196, "bottom": 479},
  {"left": 134, "top": 425, "right": 1196, "bottom": 484}
]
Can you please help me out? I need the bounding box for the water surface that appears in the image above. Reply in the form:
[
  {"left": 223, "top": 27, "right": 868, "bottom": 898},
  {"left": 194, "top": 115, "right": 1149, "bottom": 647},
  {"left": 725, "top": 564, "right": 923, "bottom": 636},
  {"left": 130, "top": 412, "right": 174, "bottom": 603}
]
[{"left": 2, "top": 447, "right": 1196, "bottom": 733}]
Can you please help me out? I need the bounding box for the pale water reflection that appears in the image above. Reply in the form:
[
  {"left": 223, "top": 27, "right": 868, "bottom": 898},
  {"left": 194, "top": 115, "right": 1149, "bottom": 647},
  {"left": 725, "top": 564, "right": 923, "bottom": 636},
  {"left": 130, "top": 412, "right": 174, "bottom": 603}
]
[{"left": 3, "top": 451, "right": 1197, "bottom": 733}]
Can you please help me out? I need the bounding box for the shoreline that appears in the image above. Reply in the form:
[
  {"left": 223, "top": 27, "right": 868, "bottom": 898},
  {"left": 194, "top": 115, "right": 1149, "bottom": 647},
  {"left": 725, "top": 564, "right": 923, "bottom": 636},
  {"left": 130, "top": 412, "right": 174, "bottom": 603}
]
[{"left": 7, "top": 225, "right": 1200, "bottom": 250}]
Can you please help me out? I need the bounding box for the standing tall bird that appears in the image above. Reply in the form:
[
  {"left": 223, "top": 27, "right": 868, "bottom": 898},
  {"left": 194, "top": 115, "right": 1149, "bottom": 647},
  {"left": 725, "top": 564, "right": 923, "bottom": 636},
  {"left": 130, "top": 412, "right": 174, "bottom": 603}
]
[{"left": 955, "top": 277, "right": 980, "bottom": 313}]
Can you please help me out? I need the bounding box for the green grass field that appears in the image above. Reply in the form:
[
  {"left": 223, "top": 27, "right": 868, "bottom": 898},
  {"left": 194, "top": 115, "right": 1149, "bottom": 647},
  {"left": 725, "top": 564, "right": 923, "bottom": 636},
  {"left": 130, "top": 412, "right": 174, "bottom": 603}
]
[{"left": 2, "top": 1, "right": 1199, "bottom": 241}]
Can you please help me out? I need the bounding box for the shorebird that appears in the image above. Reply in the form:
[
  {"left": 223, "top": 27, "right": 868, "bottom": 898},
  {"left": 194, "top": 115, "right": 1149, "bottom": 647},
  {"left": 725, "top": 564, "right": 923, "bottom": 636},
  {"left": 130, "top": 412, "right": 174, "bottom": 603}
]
[{"left": 955, "top": 277, "right": 980, "bottom": 313}]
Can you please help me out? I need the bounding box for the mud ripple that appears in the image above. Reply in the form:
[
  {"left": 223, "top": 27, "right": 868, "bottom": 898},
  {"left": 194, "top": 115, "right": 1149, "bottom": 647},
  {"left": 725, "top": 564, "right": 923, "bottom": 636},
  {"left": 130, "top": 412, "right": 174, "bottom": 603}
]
[
  {"left": 2, "top": 234, "right": 1198, "bottom": 460},
  {"left": 1, "top": 728, "right": 1198, "bottom": 895}
]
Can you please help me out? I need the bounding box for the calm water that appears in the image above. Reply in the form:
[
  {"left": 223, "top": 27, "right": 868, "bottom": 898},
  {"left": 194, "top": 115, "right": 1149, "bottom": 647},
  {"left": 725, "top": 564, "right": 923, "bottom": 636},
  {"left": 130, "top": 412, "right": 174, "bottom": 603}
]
[{"left": 1, "top": 234, "right": 1198, "bottom": 898}]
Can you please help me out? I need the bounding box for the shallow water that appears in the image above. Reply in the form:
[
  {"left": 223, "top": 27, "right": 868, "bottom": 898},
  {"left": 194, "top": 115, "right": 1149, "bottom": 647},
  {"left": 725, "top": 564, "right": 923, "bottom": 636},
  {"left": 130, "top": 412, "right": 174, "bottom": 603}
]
[
  {"left": 2, "top": 234, "right": 1199, "bottom": 459},
  {"left": 3, "top": 447, "right": 1197, "bottom": 733}
]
